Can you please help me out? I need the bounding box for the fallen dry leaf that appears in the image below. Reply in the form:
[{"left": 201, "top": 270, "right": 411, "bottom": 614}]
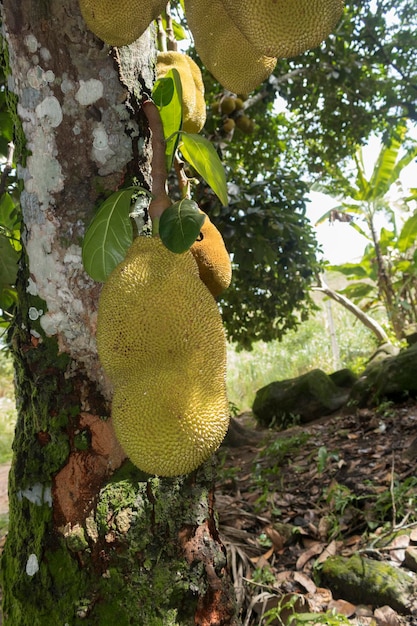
[
  {"left": 328, "top": 598, "right": 356, "bottom": 617},
  {"left": 315, "top": 539, "right": 338, "bottom": 565},
  {"left": 293, "top": 571, "right": 316, "bottom": 594},
  {"left": 296, "top": 542, "right": 324, "bottom": 570},
  {"left": 374, "top": 605, "right": 401, "bottom": 626}
]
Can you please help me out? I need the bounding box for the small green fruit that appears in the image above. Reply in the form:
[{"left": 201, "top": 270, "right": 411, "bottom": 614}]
[
  {"left": 236, "top": 114, "right": 254, "bottom": 134},
  {"left": 220, "top": 97, "right": 236, "bottom": 115},
  {"left": 223, "top": 118, "right": 236, "bottom": 133}
]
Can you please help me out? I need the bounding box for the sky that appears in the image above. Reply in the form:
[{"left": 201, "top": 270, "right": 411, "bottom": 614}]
[{"left": 305, "top": 133, "right": 417, "bottom": 265}]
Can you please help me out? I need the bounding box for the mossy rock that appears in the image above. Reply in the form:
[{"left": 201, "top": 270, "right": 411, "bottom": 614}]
[
  {"left": 350, "top": 342, "right": 417, "bottom": 407},
  {"left": 320, "top": 554, "right": 417, "bottom": 614},
  {"left": 329, "top": 368, "right": 357, "bottom": 389},
  {"left": 252, "top": 368, "right": 349, "bottom": 429}
]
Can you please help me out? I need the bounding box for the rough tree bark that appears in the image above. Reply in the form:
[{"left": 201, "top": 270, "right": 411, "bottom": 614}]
[{"left": 0, "top": 1, "right": 237, "bottom": 624}]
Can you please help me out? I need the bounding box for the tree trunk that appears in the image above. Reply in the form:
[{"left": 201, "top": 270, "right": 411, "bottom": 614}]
[{"left": 0, "top": 2, "right": 237, "bottom": 624}]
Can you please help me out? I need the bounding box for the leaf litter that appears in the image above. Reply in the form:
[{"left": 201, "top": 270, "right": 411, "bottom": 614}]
[{"left": 216, "top": 401, "right": 417, "bottom": 625}]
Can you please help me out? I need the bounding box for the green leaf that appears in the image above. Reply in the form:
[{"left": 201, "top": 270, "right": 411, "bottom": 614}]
[
  {"left": 179, "top": 133, "right": 228, "bottom": 206},
  {"left": 397, "top": 213, "right": 417, "bottom": 253},
  {"left": 0, "top": 234, "right": 19, "bottom": 285},
  {"left": 0, "top": 193, "right": 18, "bottom": 231},
  {"left": 82, "top": 188, "right": 137, "bottom": 282},
  {"left": 152, "top": 76, "right": 175, "bottom": 108},
  {"left": 340, "top": 282, "right": 375, "bottom": 300},
  {"left": 159, "top": 199, "right": 205, "bottom": 253},
  {"left": 327, "top": 262, "right": 369, "bottom": 278},
  {"left": 153, "top": 69, "right": 183, "bottom": 171},
  {"left": 0, "top": 285, "right": 17, "bottom": 311}
]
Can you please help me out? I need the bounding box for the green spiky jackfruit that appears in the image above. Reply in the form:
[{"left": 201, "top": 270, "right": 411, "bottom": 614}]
[
  {"left": 157, "top": 52, "right": 206, "bottom": 134},
  {"left": 184, "top": 0, "right": 277, "bottom": 95},
  {"left": 78, "top": 0, "right": 166, "bottom": 46},
  {"left": 96, "top": 236, "right": 229, "bottom": 476},
  {"left": 190, "top": 212, "right": 232, "bottom": 298},
  {"left": 221, "top": 0, "right": 344, "bottom": 58}
]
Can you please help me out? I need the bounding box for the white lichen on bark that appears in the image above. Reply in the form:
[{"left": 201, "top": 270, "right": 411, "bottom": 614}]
[{"left": 1, "top": 1, "right": 154, "bottom": 391}]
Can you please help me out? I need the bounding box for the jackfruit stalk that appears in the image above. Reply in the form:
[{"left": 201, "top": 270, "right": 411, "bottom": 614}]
[
  {"left": 221, "top": 0, "right": 344, "bottom": 58},
  {"left": 97, "top": 236, "right": 229, "bottom": 477},
  {"left": 157, "top": 52, "right": 206, "bottom": 134},
  {"left": 78, "top": 0, "right": 166, "bottom": 46}
]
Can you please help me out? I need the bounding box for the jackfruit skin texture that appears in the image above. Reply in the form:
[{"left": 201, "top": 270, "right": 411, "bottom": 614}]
[
  {"left": 78, "top": 0, "right": 166, "bottom": 46},
  {"left": 96, "top": 236, "right": 229, "bottom": 476},
  {"left": 221, "top": 0, "right": 344, "bottom": 58},
  {"left": 157, "top": 52, "right": 206, "bottom": 134},
  {"left": 184, "top": 0, "right": 277, "bottom": 96},
  {"left": 190, "top": 212, "right": 232, "bottom": 298}
]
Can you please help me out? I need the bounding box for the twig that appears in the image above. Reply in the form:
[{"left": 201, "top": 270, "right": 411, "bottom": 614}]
[
  {"left": 390, "top": 453, "right": 397, "bottom": 529},
  {"left": 174, "top": 154, "right": 191, "bottom": 199}
]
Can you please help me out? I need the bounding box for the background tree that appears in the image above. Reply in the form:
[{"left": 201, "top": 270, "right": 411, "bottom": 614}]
[
  {"left": 314, "top": 121, "right": 417, "bottom": 341},
  {"left": 173, "top": 0, "right": 417, "bottom": 346}
]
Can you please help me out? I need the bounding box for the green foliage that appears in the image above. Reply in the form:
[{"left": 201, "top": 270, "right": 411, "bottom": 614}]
[
  {"left": 368, "top": 476, "right": 417, "bottom": 527},
  {"left": 314, "top": 122, "right": 417, "bottom": 340},
  {"left": 274, "top": 0, "right": 417, "bottom": 171},
  {"left": 263, "top": 593, "right": 350, "bottom": 626},
  {"left": 159, "top": 198, "right": 204, "bottom": 253},
  {"left": 0, "top": 80, "right": 21, "bottom": 329},
  {"left": 328, "top": 208, "right": 417, "bottom": 332},
  {"left": 153, "top": 68, "right": 182, "bottom": 170},
  {"left": 260, "top": 433, "right": 311, "bottom": 463},
  {"left": 81, "top": 61, "right": 228, "bottom": 279},
  {"left": 82, "top": 187, "right": 138, "bottom": 282},
  {"left": 226, "top": 303, "right": 377, "bottom": 412},
  {"left": 179, "top": 133, "right": 228, "bottom": 206}
]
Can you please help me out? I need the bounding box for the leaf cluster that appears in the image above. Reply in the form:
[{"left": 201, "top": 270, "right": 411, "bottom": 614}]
[
  {"left": 275, "top": 0, "right": 417, "bottom": 172},
  {"left": 0, "top": 54, "right": 20, "bottom": 333}
]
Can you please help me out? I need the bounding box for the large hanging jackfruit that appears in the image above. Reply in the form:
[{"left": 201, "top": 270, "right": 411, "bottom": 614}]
[
  {"left": 184, "top": 0, "right": 277, "bottom": 95},
  {"left": 190, "top": 212, "right": 232, "bottom": 298},
  {"left": 97, "top": 236, "right": 229, "bottom": 476},
  {"left": 221, "top": 0, "right": 344, "bottom": 58},
  {"left": 78, "top": 0, "right": 166, "bottom": 46},
  {"left": 157, "top": 52, "right": 206, "bottom": 134}
]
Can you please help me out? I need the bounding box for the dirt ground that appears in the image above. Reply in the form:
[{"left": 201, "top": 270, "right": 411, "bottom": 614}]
[
  {"left": 1, "top": 401, "right": 417, "bottom": 625},
  {"left": 216, "top": 402, "right": 417, "bottom": 624}
]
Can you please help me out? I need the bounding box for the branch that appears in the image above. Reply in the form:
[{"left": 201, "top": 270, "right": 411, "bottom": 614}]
[
  {"left": 142, "top": 100, "right": 171, "bottom": 220},
  {"left": 242, "top": 68, "right": 307, "bottom": 111},
  {"left": 313, "top": 274, "right": 390, "bottom": 344}
]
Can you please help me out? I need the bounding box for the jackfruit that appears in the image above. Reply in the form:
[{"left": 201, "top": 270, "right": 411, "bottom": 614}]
[
  {"left": 222, "top": 118, "right": 236, "bottom": 134},
  {"left": 96, "top": 236, "right": 229, "bottom": 476},
  {"left": 236, "top": 114, "right": 254, "bottom": 134},
  {"left": 184, "top": 0, "right": 277, "bottom": 95},
  {"left": 220, "top": 97, "right": 236, "bottom": 115},
  {"left": 157, "top": 52, "right": 206, "bottom": 134},
  {"left": 221, "top": 0, "right": 344, "bottom": 58},
  {"left": 191, "top": 212, "right": 232, "bottom": 298},
  {"left": 78, "top": 0, "right": 166, "bottom": 46}
]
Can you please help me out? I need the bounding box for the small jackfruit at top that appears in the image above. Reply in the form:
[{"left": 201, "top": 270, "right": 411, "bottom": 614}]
[
  {"left": 221, "top": 0, "right": 344, "bottom": 58},
  {"left": 190, "top": 212, "right": 232, "bottom": 298},
  {"left": 96, "top": 236, "right": 229, "bottom": 476},
  {"left": 184, "top": 0, "right": 277, "bottom": 96},
  {"left": 157, "top": 52, "right": 206, "bottom": 134},
  {"left": 78, "top": 0, "right": 166, "bottom": 46}
]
